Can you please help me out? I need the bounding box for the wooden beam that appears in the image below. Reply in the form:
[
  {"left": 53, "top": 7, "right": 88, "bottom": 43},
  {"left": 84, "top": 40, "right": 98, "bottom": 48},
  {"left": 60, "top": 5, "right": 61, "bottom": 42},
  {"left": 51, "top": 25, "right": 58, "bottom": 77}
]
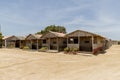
[
  {"left": 78, "top": 36, "right": 80, "bottom": 51},
  {"left": 49, "top": 38, "right": 50, "bottom": 50},
  {"left": 14, "top": 40, "right": 16, "bottom": 48},
  {"left": 20, "top": 40, "right": 21, "bottom": 48},
  {"left": 5, "top": 40, "right": 7, "bottom": 48},
  {"left": 37, "top": 39, "right": 39, "bottom": 50},
  {"left": 57, "top": 37, "right": 59, "bottom": 52},
  {"left": 67, "top": 37, "right": 69, "bottom": 48},
  {"left": 91, "top": 36, "right": 94, "bottom": 53},
  {"left": 31, "top": 40, "right": 32, "bottom": 49}
]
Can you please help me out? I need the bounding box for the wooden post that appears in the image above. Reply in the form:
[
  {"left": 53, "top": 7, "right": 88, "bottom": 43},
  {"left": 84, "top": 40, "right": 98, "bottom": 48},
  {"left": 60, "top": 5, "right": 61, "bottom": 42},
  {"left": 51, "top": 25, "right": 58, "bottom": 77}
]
[
  {"left": 14, "top": 40, "right": 16, "bottom": 48},
  {"left": 78, "top": 31, "right": 80, "bottom": 51},
  {"left": 91, "top": 36, "right": 94, "bottom": 53},
  {"left": 67, "top": 37, "right": 68, "bottom": 47},
  {"left": 20, "top": 40, "right": 21, "bottom": 48},
  {"left": 31, "top": 40, "right": 32, "bottom": 49},
  {"left": 57, "top": 37, "right": 59, "bottom": 52},
  {"left": 37, "top": 39, "right": 39, "bottom": 50},
  {"left": 78, "top": 36, "right": 80, "bottom": 51},
  {"left": 49, "top": 38, "right": 50, "bottom": 50},
  {"left": 5, "top": 40, "right": 7, "bottom": 48}
]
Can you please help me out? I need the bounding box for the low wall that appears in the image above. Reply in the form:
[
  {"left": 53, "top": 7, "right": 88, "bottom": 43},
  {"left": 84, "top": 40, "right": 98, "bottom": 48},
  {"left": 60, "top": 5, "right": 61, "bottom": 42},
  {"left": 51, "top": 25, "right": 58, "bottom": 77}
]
[
  {"left": 67, "top": 44, "right": 79, "bottom": 49},
  {"left": 42, "top": 44, "right": 48, "bottom": 47}
]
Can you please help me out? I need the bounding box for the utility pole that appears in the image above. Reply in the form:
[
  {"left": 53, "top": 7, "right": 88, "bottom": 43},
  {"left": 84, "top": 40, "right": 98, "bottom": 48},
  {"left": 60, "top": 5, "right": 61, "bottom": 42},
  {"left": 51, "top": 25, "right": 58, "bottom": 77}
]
[
  {"left": 58, "top": 27, "right": 60, "bottom": 33},
  {"left": 0, "top": 24, "right": 2, "bottom": 48},
  {"left": 0, "top": 24, "right": 1, "bottom": 33}
]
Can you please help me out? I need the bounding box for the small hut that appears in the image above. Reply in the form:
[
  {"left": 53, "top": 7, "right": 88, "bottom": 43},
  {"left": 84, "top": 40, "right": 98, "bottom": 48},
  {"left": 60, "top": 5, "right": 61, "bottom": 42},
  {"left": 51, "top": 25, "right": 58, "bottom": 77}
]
[
  {"left": 16, "top": 36, "right": 26, "bottom": 49},
  {"left": 3, "top": 35, "right": 18, "bottom": 48},
  {"left": 112, "top": 40, "right": 119, "bottom": 45},
  {"left": 66, "top": 30, "right": 108, "bottom": 54},
  {"left": 41, "top": 31, "right": 67, "bottom": 52},
  {"left": 25, "top": 34, "right": 42, "bottom": 50},
  {"left": 3, "top": 35, "right": 26, "bottom": 48}
]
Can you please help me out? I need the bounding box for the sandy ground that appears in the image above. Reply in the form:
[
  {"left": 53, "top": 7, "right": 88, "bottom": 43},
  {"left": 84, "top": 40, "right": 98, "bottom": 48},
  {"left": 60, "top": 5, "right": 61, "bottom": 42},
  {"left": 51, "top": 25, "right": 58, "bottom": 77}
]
[{"left": 0, "top": 45, "right": 120, "bottom": 80}]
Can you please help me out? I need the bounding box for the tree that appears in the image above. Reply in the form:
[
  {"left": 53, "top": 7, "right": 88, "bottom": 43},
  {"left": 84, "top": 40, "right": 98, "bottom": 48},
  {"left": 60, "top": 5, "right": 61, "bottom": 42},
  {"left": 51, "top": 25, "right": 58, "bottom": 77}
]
[
  {"left": 0, "top": 32, "right": 2, "bottom": 48},
  {"left": 36, "top": 25, "right": 66, "bottom": 34}
]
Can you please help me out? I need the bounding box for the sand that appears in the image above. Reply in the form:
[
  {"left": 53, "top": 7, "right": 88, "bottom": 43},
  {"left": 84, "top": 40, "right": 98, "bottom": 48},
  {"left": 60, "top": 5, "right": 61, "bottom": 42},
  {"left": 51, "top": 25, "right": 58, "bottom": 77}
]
[{"left": 0, "top": 45, "right": 120, "bottom": 80}]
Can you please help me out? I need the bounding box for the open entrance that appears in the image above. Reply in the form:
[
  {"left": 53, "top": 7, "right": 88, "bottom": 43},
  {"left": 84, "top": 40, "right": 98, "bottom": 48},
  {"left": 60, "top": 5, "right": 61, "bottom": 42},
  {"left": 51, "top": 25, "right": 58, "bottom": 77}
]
[
  {"left": 50, "top": 38, "right": 57, "bottom": 50},
  {"left": 15, "top": 40, "right": 20, "bottom": 48},
  {"left": 50, "top": 44, "right": 57, "bottom": 50},
  {"left": 31, "top": 40, "right": 41, "bottom": 50},
  {"left": 79, "top": 37, "right": 92, "bottom": 51},
  {"left": 32, "top": 44, "right": 37, "bottom": 49}
]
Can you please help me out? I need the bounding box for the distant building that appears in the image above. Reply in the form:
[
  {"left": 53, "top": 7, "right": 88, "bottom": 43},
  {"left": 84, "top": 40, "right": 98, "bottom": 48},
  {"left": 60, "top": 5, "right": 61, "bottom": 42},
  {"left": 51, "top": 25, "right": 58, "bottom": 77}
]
[
  {"left": 65, "top": 30, "right": 111, "bottom": 54},
  {"left": 25, "top": 34, "right": 42, "bottom": 50},
  {"left": 2, "top": 29, "right": 112, "bottom": 54},
  {"left": 112, "top": 40, "right": 119, "bottom": 45},
  {"left": 2, "top": 35, "right": 25, "bottom": 48},
  {"left": 41, "top": 31, "right": 67, "bottom": 52}
]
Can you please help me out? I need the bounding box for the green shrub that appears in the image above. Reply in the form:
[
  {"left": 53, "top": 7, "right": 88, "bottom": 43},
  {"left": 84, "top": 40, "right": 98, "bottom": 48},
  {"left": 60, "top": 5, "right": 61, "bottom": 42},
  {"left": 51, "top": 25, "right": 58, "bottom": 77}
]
[
  {"left": 64, "top": 47, "right": 70, "bottom": 54},
  {"left": 23, "top": 46, "right": 30, "bottom": 50},
  {"left": 72, "top": 48, "right": 79, "bottom": 55},
  {"left": 64, "top": 47, "right": 70, "bottom": 53},
  {"left": 68, "top": 47, "right": 79, "bottom": 55},
  {"left": 64, "top": 47, "right": 79, "bottom": 55},
  {"left": 72, "top": 48, "right": 79, "bottom": 52},
  {"left": 7, "top": 44, "right": 15, "bottom": 48},
  {"left": 39, "top": 47, "right": 48, "bottom": 52}
]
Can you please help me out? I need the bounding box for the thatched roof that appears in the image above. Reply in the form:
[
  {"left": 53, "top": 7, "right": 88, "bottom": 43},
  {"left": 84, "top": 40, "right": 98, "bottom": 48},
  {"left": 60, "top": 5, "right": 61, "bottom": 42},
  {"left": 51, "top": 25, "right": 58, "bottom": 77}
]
[
  {"left": 49, "top": 31, "right": 66, "bottom": 37},
  {"left": 26, "top": 34, "right": 42, "bottom": 40},
  {"left": 16, "top": 36, "right": 26, "bottom": 40},
  {"left": 3, "top": 35, "right": 26, "bottom": 40},
  {"left": 66, "top": 30, "right": 106, "bottom": 39},
  {"left": 3, "top": 35, "right": 18, "bottom": 40},
  {"left": 2, "top": 36, "right": 11, "bottom": 40},
  {"left": 41, "top": 31, "right": 66, "bottom": 39}
]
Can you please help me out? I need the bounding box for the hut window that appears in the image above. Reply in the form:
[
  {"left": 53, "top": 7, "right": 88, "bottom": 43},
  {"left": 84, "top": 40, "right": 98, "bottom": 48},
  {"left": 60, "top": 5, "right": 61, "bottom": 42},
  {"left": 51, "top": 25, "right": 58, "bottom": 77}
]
[
  {"left": 68, "top": 38, "right": 74, "bottom": 44},
  {"left": 84, "top": 41, "right": 89, "bottom": 43},
  {"left": 43, "top": 40, "right": 46, "bottom": 44},
  {"left": 63, "top": 41, "right": 67, "bottom": 44},
  {"left": 53, "top": 41, "right": 56, "bottom": 44},
  {"left": 74, "top": 38, "right": 78, "bottom": 44},
  {"left": 68, "top": 38, "right": 78, "bottom": 44}
]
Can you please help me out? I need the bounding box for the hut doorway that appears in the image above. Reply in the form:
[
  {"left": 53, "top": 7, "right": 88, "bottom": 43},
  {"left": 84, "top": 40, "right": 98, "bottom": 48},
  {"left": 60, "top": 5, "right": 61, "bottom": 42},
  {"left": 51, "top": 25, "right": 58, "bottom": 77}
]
[
  {"left": 32, "top": 44, "right": 37, "bottom": 49},
  {"left": 50, "top": 38, "right": 57, "bottom": 50},
  {"left": 15, "top": 40, "right": 20, "bottom": 48},
  {"left": 79, "top": 37, "right": 92, "bottom": 51},
  {"left": 32, "top": 40, "right": 41, "bottom": 50}
]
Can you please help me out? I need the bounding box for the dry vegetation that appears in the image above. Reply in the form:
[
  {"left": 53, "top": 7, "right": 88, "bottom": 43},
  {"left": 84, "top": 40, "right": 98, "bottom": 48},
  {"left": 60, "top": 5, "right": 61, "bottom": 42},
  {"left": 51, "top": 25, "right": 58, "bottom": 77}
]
[{"left": 0, "top": 45, "right": 120, "bottom": 80}]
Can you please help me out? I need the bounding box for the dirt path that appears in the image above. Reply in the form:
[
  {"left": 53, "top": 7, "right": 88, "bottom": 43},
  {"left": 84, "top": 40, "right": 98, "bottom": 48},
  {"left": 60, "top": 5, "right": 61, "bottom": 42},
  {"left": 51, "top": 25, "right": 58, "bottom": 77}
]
[{"left": 0, "top": 45, "right": 120, "bottom": 80}]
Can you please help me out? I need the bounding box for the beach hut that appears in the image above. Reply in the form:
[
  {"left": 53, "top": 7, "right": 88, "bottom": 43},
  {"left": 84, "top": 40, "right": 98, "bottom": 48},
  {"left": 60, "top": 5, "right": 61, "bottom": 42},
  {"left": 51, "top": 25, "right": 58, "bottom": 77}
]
[
  {"left": 66, "top": 30, "right": 108, "bottom": 54},
  {"left": 3, "top": 35, "right": 18, "bottom": 48},
  {"left": 112, "top": 40, "right": 119, "bottom": 45},
  {"left": 25, "top": 34, "right": 42, "bottom": 50},
  {"left": 41, "top": 31, "right": 67, "bottom": 52},
  {"left": 16, "top": 36, "right": 26, "bottom": 49},
  {"left": 3, "top": 36, "right": 26, "bottom": 48}
]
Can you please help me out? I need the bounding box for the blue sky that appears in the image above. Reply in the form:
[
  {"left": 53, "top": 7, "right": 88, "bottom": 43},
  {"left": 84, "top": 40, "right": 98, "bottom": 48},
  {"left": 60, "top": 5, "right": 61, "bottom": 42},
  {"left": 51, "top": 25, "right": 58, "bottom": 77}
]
[{"left": 0, "top": 0, "right": 120, "bottom": 40}]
